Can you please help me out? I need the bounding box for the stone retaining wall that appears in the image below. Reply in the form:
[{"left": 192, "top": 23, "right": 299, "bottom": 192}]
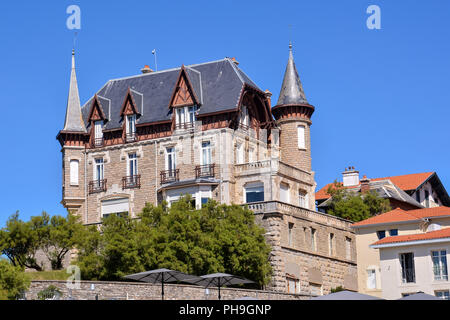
[{"left": 26, "top": 280, "right": 312, "bottom": 300}]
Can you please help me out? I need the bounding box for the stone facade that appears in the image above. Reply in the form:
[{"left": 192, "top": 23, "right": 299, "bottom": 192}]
[{"left": 26, "top": 280, "right": 311, "bottom": 300}]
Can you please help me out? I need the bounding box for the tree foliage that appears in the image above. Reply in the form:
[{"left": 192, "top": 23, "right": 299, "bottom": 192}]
[
  {"left": 325, "top": 181, "right": 391, "bottom": 222},
  {"left": 76, "top": 196, "right": 273, "bottom": 286},
  {"left": 0, "top": 211, "right": 86, "bottom": 271},
  {"left": 0, "top": 259, "right": 30, "bottom": 300}
]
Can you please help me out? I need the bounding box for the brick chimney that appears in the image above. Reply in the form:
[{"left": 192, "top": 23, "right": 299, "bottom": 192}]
[
  {"left": 342, "top": 166, "right": 360, "bottom": 187},
  {"left": 360, "top": 175, "right": 371, "bottom": 193},
  {"left": 230, "top": 57, "right": 239, "bottom": 66},
  {"left": 141, "top": 65, "right": 153, "bottom": 74}
]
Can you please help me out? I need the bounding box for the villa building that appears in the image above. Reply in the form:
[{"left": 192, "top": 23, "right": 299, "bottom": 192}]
[{"left": 57, "top": 45, "right": 357, "bottom": 294}]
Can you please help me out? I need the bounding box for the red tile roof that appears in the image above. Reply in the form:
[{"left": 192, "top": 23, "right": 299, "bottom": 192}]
[
  {"left": 352, "top": 206, "right": 450, "bottom": 228},
  {"left": 372, "top": 227, "right": 450, "bottom": 246},
  {"left": 316, "top": 172, "right": 434, "bottom": 201}
]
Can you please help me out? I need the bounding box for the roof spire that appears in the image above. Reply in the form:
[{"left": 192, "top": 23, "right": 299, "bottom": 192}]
[
  {"left": 63, "top": 49, "right": 86, "bottom": 133},
  {"left": 276, "top": 42, "right": 308, "bottom": 106}
]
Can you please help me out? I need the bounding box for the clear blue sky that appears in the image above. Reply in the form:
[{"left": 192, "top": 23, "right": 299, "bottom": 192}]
[{"left": 0, "top": 1, "right": 449, "bottom": 227}]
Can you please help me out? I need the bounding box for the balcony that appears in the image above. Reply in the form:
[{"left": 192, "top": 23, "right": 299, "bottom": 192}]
[
  {"left": 94, "top": 138, "right": 104, "bottom": 148},
  {"left": 122, "top": 175, "right": 141, "bottom": 189},
  {"left": 89, "top": 179, "right": 107, "bottom": 194},
  {"left": 160, "top": 169, "right": 179, "bottom": 184},
  {"left": 195, "top": 164, "right": 215, "bottom": 179},
  {"left": 175, "top": 122, "right": 195, "bottom": 131},
  {"left": 125, "top": 133, "right": 137, "bottom": 143}
]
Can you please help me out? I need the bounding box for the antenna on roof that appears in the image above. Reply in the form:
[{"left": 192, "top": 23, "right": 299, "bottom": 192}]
[{"left": 152, "top": 49, "right": 158, "bottom": 71}]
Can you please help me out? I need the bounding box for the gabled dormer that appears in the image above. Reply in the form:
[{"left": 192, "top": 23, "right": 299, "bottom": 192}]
[
  {"left": 169, "top": 65, "right": 201, "bottom": 130},
  {"left": 120, "top": 87, "right": 141, "bottom": 143},
  {"left": 88, "top": 94, "right": 108, "bottom": 147}
]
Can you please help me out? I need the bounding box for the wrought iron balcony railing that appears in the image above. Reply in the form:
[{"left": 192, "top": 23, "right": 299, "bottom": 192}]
[
  {"left": 174, "top": 122, "right": 195, "bottom": 130},
  {"left": 195, "top": 164, "right": 215, "bottom": 179},
  {"left": 89, "top": 179, "right": 107, "bottom": 194},
  {"left": 160, "top": 169, "right": 179, "bottom": 184},
  {"left": 122, "top": 175, "right": 141, "bottom": 189}
]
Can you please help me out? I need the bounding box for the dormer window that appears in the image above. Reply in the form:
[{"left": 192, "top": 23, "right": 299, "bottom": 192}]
[
  {"left": 175, "top": 106, "right": 197, "bottom": 130},
  {"left": 126, "top": 115, "right": 136, "bottom": 142},
  {"left": 94, "top": 121, "right": 104, "bottom": 147}
]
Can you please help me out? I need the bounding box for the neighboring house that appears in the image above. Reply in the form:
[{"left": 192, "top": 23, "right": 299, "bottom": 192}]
[
  {"left": 56, "top": 45, "right": 357, "bottom": 294},
  {"left": 316, "top": 169, "right": 450, "bottom": 213},
  {"left": 371, "top": 227, "right": 450, "bottom": 300},
  {"left": 352, "top": 206, "right": 450, "bottom": 298}
]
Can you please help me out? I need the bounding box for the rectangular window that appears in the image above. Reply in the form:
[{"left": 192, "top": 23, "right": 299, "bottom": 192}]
[
  {"left": 310, "top": 283, "right": 322, "bottom": 296},
  {"left": 166, "top": 147, "right": 176, "bottom": 171},
  {"left": 400, "top": 253, "right": 416, "bottom": 283},
  {"left": 127, "top": 115, "right": 136, "bottom": 134},
  {"left": 245, "top": 184, "right": 264, "bottom": 203},
  {"left": 236, "top": 143, "right": 244, "bottom": 164},
  {"left": 69, "top": 160, "right": 79, "bottom": 186},
  {"left": 389, "top": 229, "right": 398, "bottom": 236},
  {"left": 248, "top": 147, "right": 254, "bottom": 163},
  {"left": 432, "top": 250, "right": 448, "bottom": 281},
  {"left": 311, "top": 228, "right": 316, "bottom": 252},
  {"left": 346, "top": 237, "right": 352, "bottom": 260},
  {"left": 201, "top": 197, "right": 210, "bottom": 207},
  {"left": 188, "top": 106, "right": 196, "bottom": 124},
  {"left": 377, "top": 230, "right": 386, "bottom": 240},
  {"left": 94, "top": 121, "right": 103, "bottom": 145},
  {"left": 367, "top": 269, "right": 377, "bottom": 289},
  {"left": 435, "top": 290, "right": 450, "bottom": 300},
  {"left": 288, "top": 223, "right": 294, "bottom": 247},
  {"left": 297, "top": 126, "right": 305, "bottom": 149},
  {"left": 280, "top": 183, "right": 290, "bottom": 203},
  {"left": 102, "top": 198, "right": 129, "bottom": 218},
  {"left": 94, "top": 159, "right": 104, "bottom": 182},
  {"left": 201, "top": 141, "right": 212, "bottom": 166},
  {"left": 286, "top": 277, "right": 300, "bottom": 294},
  {"left": 329, "top": 233, "right": 335, "bottom": 256},
  {"left": 128, "top": 153, "right": 138, "bottom": 177},
  {"left": 299, "top": 191, "right": 308, "bottom": 209}
]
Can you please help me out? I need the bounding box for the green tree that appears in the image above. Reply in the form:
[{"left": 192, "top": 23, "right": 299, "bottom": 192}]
[
  {"left": 0, "top": 259, "right": 30, "bottom": 300},
  {"left": 325, "top": 181, "right": 391, "bottom": 222},
  {"left": 76, "top": 196, "right": 273, "bottom": 286}
]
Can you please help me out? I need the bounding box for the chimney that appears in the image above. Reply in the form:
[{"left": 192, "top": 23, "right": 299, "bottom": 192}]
[
  {"left": 360, "top": 175, "right": 371, "bottom": 193},
  {"left": 342, "top": 166, "right": 360, "bottom": 187},
  {"left": 230, "top": 57, "right": 239, "bottom": 66},
  {"left": 265, "top": 89, "right": 272, "bottom": 106},
  {"left": 141, "top": 65, "right": 153, "bottom": 74}
]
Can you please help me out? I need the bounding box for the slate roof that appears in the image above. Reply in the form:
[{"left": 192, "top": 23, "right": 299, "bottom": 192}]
[{"left": 81, "top": 58, "right": 263, "bottom": 131}]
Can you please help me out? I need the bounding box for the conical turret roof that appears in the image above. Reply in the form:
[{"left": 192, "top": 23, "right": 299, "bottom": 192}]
[
  {"left": 63, "top": 50, "right": 86, "bottom": 133},
  {"left": 276, "top": 43, "right": 308, "bottom": 106}
]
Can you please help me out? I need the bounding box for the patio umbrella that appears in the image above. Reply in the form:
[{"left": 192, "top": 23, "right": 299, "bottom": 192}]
[
  {"left": 185, "top": 273, "right": 254, "bottom": 300},
  {"left": 124, "top": 268, "right": 202, "bottom": 300},
  {"left": 311, "top": 290, "right": 384, "bottom": 300}
]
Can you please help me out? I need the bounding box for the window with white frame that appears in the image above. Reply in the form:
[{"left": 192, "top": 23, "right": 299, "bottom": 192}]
[
  {"left": 367, "top": 269, "right": 377, "bottom": 289},
  {"left": 236, "top": 143, "right": 244, "bottom": 164},
  {"left": 280, "top": 183, "right": 290, "bottom": 203},
  {"left": 346, "top": 237, "right": 352, "bottom": 260},
  {"left": 69, "top": 160, "right": 79, "bottom": 186},
  {"left": 400, "top": 252, "right": 415, "bottom": 283},
  {"left": 175, "top": 106, "right": 197, "bottom": 128},
  {"left": 297, "top": 125, "right": 305, "bottom": 149},
  {"left": 201, "top": 141, "right": 212, "bottom": 166},
  {"left": 128, "top": 153, "right": 138, "bottom": 177},
  {"left": 127, "top": 115, "right": 136, "bottom": 136},
  {"left": 432, "top": 250, "right": 448, "bottom": 281},
  {"left": 101, "top": 198, "right": 129, "bottom": 218},
  {"left": 245, "top": 182, "right": 264, "bottom": 203},
  {"left": 299, "top": 191, "right": 308, "bottom": 209},
  {"left": 94, "top": 159, "right": 104, "bottom": 182},
  {"left": 166, "top": 147, "right": 176, "bottom": 173},
  {"left": 94, "top": 121, "right": 103, "bottom": 145}
]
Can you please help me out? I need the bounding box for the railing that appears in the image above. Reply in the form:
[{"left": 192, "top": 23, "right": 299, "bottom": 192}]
[
  {"left": 160, "top": 169, "right": 179, "bottom": 184},
  {"left": 175, "top": 122, "right": 195, "bottom": 130},
  {"left": 94, "top": 138, "right": 104, "bottom": 148},
  {"left": 125, "top": 133, "right": 137, "bottom": 143},
  {"left": 195, "top": 164, "right": 215, "bottom": 178},
  {"left": 234, "top": 160, "right": 271, "bottom": 174},
  {"left": 122, "top": 175, "right": 141, "bottom": 189},
  {"left": 401, "top": 268, "right": 416, "bottom": 283},
  {"left": 89, "top": 179, "right": 107, "bottom": 194}
]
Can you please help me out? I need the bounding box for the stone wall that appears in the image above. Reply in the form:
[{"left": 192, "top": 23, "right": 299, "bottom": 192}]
[{"left": 26, "top": 280, "right": 312, "bottom": 300}]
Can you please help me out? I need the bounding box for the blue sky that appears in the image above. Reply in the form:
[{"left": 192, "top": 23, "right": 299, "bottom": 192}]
[{"left": 0, "top": 1, "right": 449, "bottom": 226}]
